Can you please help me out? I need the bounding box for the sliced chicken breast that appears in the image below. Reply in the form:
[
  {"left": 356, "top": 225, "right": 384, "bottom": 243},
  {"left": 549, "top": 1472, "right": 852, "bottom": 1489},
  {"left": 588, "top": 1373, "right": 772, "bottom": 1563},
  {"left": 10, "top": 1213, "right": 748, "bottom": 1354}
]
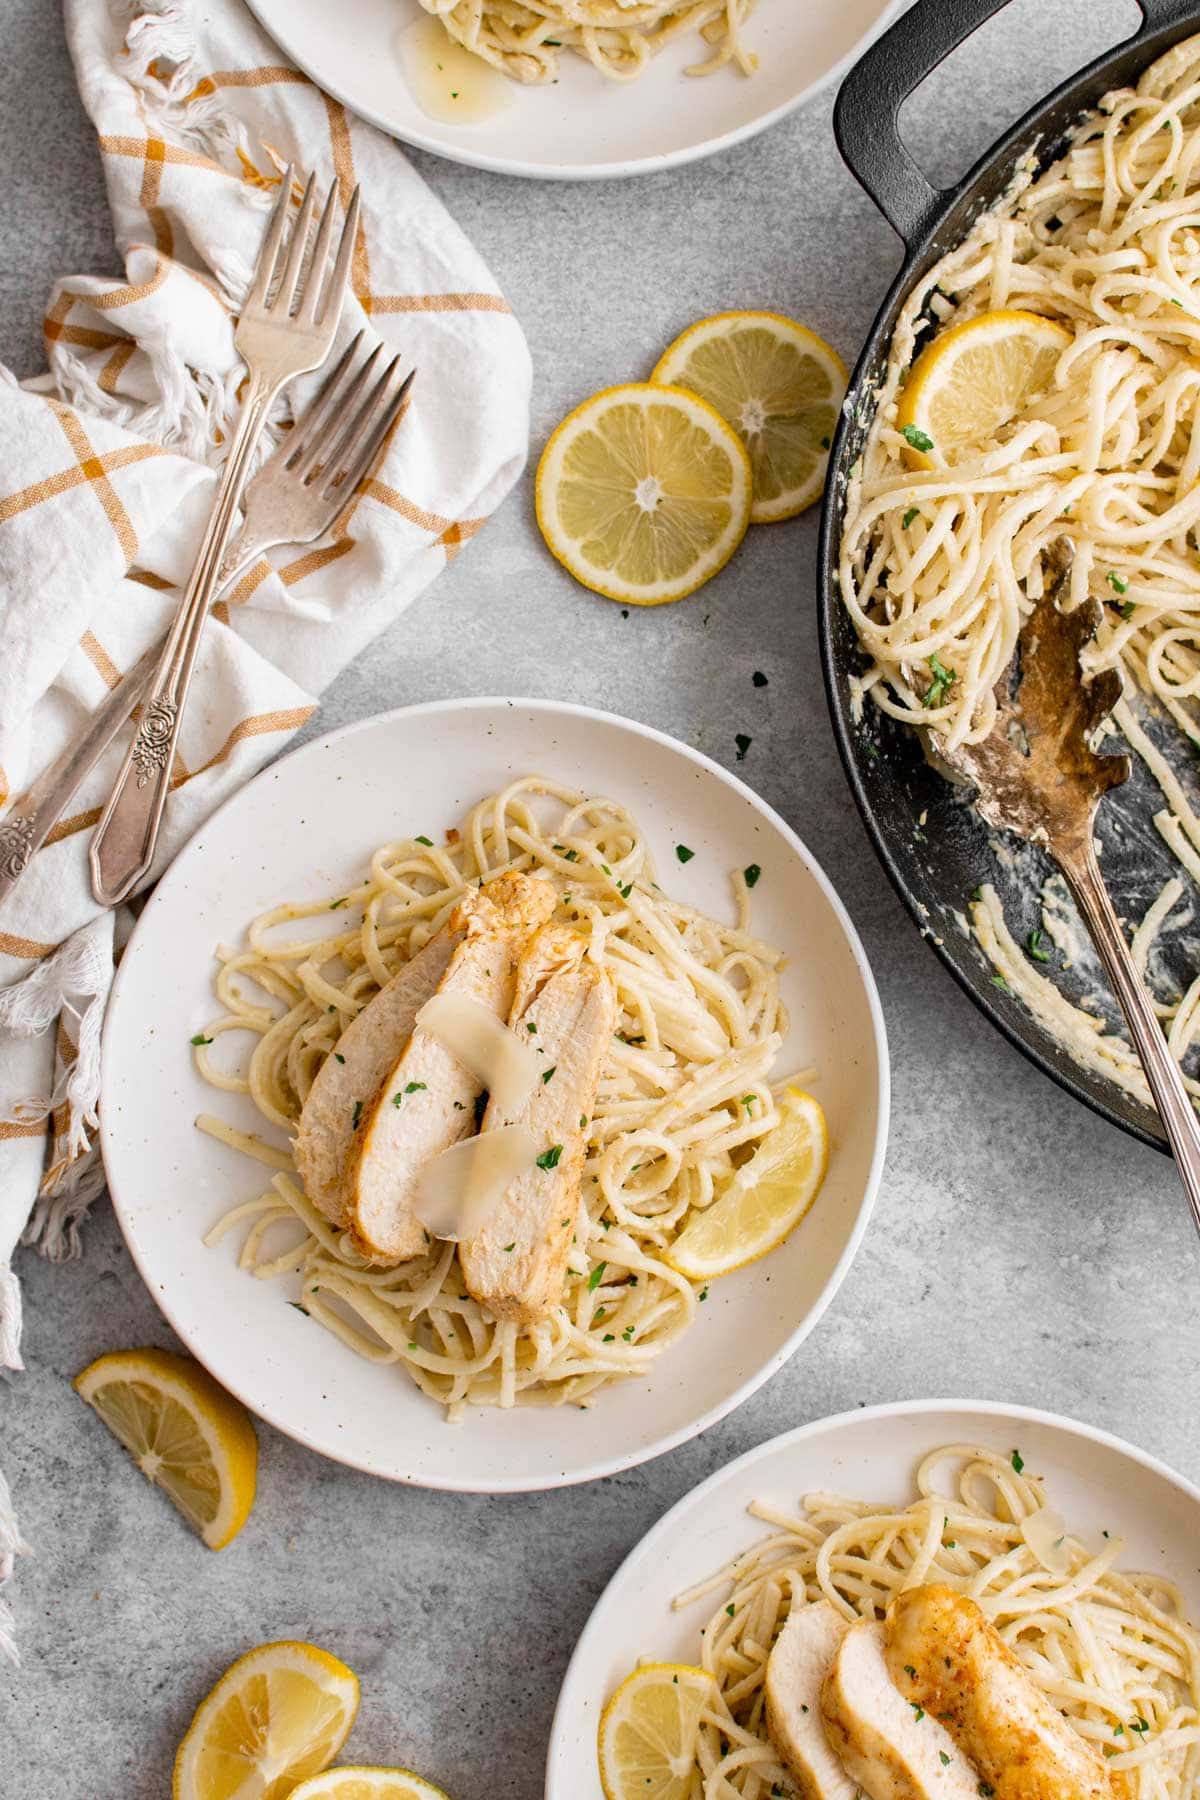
[
  {"left": 460, "top": 925, "right": 617, "bottom": 1323},
  {"left": 347, "top": 871, "right": 555, "bottom": 1263},
  {"left": 821, "top": 1618, "right": 977, "bottom": 1800},
  {"left": 294, "top": 925, "right": 460, "bottom": 1227},
  {"left": 885, "top": 1584, "right": 1119, "bottom": 1800},
  {"left": 765, "top": 1601, "right": 860, "bottom": 1800}
]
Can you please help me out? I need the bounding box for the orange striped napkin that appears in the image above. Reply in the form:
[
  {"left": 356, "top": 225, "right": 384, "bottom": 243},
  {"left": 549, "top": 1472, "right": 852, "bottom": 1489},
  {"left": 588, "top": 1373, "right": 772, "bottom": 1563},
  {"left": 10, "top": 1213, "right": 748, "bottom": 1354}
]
[{"left": 0, "top": 0, "right": 530, "bottom": 1657}]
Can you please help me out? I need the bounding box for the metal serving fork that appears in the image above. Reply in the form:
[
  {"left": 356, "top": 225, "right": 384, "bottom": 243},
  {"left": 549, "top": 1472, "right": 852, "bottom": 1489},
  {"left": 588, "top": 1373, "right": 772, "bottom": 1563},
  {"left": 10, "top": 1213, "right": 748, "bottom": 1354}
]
[
  {"left": 89, "top": 167, "right": 361, "bottom": 907},
  {"left": 0, "top": 336, "right": 412, "bottom": 909}
]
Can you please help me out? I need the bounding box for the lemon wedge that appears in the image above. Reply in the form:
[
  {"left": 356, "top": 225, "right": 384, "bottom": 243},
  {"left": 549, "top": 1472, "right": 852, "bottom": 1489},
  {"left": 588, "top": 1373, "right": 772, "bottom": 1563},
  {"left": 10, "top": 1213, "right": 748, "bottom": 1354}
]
[
  {"left": 74, "top": 1347, "right": 257, "bottom": 1549},
  {"left": 665, "top": 1088, "right": 829, "bottom": 1280},
  {"left": 598, "top": 1663, "right": 716, "bottom": 1800},
  {"left": 535, "top": 382, "right": 752, "bottom": 606},
  {"left": 289, "top": 1771, "right": 451, "bottom": 1800},
  {"left": 652, "top": 311, "right": 846, "bottom": 522},
  {"left": 172, "top": 1640, "right": 360, "bottom": 1800},
  {"left": 897, "top": 308, "right": 1071, "bottom": 465}
]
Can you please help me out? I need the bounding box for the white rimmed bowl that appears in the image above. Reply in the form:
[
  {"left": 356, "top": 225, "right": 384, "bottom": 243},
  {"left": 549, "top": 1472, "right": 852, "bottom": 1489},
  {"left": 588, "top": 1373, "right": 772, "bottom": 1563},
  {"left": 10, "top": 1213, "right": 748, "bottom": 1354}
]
[
  {"left": 244, "top": 0, "right": 901, "bottom": 181},
  {"left": 101, "top": 696, "right": 888, "bottom": 1490},
  {"left": 547, "top": 1398, "right": 1200, "bottom": 1796}
]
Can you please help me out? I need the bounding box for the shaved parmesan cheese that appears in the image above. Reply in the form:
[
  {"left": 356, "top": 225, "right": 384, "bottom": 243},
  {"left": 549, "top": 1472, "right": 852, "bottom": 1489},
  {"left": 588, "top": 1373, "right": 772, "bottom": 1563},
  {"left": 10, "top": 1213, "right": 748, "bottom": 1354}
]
[
  {"left": 416, "top": 990, "right": 538, "bottom": 1117},
  {"left": 1022, "top": 1505, "right": 1070, "bottom": 1575},
  {"left": 413, "top": 1125, "right": 540, "bottom": 1242}
]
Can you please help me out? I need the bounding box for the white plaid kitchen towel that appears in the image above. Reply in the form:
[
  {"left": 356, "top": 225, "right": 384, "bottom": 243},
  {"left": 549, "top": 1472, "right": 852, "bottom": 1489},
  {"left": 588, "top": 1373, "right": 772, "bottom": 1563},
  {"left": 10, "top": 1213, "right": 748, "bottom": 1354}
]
[{"left": 0, "top": 0, "right": 531, "bottom": 1658}]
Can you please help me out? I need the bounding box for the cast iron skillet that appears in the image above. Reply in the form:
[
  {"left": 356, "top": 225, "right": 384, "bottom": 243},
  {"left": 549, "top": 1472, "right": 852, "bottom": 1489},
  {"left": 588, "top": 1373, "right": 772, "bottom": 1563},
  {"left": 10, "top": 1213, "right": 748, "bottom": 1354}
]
[{"left": 820, "top": 0, "right": 1200, "bottom": 1152}]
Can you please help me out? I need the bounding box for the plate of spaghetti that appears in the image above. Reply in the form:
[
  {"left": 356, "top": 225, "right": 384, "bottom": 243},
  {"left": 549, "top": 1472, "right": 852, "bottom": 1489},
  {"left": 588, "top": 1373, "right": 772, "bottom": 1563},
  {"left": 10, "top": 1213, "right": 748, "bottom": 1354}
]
[
  {"left": 548, "top": 1400, "right": 1200, "bottom": 1800},
  {"left": 242, "top": 0, "right": 900, "bottom": 179},
  {"left": 99, "top": 697, "right": 887, "bottom": 1490}
]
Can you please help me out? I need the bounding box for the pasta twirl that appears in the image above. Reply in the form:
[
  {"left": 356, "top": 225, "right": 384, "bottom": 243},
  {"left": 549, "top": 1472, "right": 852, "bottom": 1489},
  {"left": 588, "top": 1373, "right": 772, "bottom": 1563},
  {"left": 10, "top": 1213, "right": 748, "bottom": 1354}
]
[
  {"left": 195, "top": 777, "right": 794, "bottom": 1419},
  {"left": 416, "top": 0, "right": 757, "bottom": 85}
]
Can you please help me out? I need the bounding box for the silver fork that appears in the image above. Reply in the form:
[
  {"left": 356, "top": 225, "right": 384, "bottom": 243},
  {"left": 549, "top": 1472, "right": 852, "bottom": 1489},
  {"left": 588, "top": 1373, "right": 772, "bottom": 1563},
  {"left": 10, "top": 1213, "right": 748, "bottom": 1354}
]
[
  {"left": 0, "top": 336, "right": 412, "bottom": 908},
  {"left": 89, "top": 167, "right": 361, "bottom": 907}
]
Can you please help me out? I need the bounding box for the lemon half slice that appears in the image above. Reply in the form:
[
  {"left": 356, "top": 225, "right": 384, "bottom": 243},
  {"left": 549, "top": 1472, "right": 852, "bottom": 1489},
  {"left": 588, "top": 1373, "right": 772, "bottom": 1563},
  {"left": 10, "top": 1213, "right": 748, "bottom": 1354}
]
[
  {"left": 172, "top": 1640, "right": 360, "bottom": 1800},
  {"left": 665, "top": 1088, "right": 829, "bottom": 1281},
  {"left": 74, "top": 1347, "right": 257, "bottom": 1549},
  {"left": 653, "top": 311, "right": 846, "bottom": 522},
  {"left": 536, "top": 382, "right": 752, "bottom": 606},
  {"left": 598, "top": 1663, "right": 716, "bottom": 1800},
  {"left": 289, "top": 1770, "right": 451, "bottom": 1800},
  {"left": 897, "top": 308, "right": 1071, "bottom": 465}
]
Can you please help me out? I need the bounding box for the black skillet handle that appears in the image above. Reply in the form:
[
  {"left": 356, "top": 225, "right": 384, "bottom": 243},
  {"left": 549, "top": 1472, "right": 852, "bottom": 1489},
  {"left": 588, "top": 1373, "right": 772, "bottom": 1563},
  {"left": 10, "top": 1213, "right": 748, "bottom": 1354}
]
[{"left": 834, "top": 0, "right": 1193, "bottom": 248}]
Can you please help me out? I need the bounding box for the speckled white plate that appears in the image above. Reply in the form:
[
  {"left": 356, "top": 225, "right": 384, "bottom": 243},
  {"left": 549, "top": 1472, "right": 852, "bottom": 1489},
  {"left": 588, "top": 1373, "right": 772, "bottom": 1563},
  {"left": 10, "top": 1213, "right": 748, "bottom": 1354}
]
[
  {"left": 100, "top": 696, "right": 887, "bottom": 1491},
  {"left": 547, "top": 1399, "right": 1200, "bottom": 1798},
  {"left": 243, "top": 0, "right": 901, "bottom": 181}
]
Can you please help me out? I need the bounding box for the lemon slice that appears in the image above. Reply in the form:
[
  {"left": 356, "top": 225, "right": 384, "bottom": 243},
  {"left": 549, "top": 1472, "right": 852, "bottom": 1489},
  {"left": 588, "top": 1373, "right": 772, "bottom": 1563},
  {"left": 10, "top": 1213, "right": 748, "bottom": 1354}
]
[
  {"left": 598, "top": 1663, "right": 716, "bottom": 1800},
  {"left": 74, "top": 1347, "right": 257, "bottom": 1549},
  {"left": 173, "top": 1640, "right": 360, "bottom": 1800},
  {"left": 652, "top": 311, "right": 846, "bottom": 522},
  {"left": 897, "top": 308, "right": 1071, "bottom": 465},
  {"left": 535, "top": 382, "right": 752, "bottom": 606},
  {"left": 289, "top": 1771, "right": 451, "bottom": 1800},
  {"left": 665, "top": 1088, "right": 828, "bottom": 1280}
]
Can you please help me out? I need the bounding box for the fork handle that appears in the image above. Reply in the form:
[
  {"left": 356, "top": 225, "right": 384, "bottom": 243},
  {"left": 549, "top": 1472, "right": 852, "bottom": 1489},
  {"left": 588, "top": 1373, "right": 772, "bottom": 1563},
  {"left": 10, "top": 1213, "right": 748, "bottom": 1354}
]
[
  {"left": 89, "top": 374, "right": 279, "bottom": 905},
  {"left": 1058, "top": 838, "right": 1200, "bottom": 1235}
]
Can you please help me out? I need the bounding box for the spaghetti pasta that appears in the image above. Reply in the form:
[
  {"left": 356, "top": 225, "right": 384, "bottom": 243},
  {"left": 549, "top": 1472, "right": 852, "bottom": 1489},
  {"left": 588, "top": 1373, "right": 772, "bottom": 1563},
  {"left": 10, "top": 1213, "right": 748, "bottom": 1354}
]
[
  {"left": 195, "top": 776, "right": 794, "bottom": 1419},
  {"left": 415, "top": 0, "right": 758, "bottom": 85},
  {"left": 839, "top": 34, "right": 1200, "bottom": 1097},
  {"left": 662, "top": 1444, "right": 1200, "bottom": 1798}
]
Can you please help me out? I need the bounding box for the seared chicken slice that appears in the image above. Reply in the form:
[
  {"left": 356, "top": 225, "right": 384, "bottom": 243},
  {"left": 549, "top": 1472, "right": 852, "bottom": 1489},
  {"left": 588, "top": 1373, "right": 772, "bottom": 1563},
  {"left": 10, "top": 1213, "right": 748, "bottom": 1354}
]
[
  {"left": 821, "top": 1619, "right": 976, "bottom": 1800},
  {"left": 347, "top": 871, "right": 555, "bottom": 1263},
  {"left": 294, "top": 925, "right": 460, "bottom": 1227},
  {"left": 885, "top": 1584, "right": 1120, "bottom": 1800},
  {"left": 460, "top": 925, "right": 617, "bottom": 1323},
  {"left": 765, "top": 1601, "right": 859, "bottom": 1800}
]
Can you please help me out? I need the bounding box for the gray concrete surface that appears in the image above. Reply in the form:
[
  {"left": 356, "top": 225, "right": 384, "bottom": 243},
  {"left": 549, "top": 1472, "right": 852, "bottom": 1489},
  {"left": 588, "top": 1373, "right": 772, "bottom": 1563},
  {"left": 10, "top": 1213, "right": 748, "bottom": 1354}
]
[{"left": 3, "top": 0, "right": 1197, "bottom": 1795}]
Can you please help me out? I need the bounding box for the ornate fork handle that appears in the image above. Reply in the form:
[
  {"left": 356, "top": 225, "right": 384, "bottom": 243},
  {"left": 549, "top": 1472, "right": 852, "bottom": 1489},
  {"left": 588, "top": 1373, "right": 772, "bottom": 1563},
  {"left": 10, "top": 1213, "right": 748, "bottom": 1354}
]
[{"left": 89, "top": 377, "right": 277, "bottom": 905}]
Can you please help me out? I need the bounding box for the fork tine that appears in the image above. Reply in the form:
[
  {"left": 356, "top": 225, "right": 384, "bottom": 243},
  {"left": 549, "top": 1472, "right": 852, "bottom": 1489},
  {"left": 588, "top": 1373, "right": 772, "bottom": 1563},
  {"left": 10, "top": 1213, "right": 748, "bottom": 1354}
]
[
  {"left": 244, "top": 166, "right": 295, "bottom": 310},
  {"left": 297, "top": 187, "right": 342, "bottom": 327},
  {"left": 273, "top": 171, "right": 318, "bottom": 315},
  {"left": 321, "top": 364, "right": 415, "bottom": 503},
  {"left": 292, "top": 343, "right": 386, "bottom": 483},
  {"left": 308, "top": 345, "right": 392, "bottom": 478},
  {"left": 318, "top": 185, "right": 361, "bottom": 327},
  {"left": 283, "top": 333, "right": 363, "bottom": 468}
]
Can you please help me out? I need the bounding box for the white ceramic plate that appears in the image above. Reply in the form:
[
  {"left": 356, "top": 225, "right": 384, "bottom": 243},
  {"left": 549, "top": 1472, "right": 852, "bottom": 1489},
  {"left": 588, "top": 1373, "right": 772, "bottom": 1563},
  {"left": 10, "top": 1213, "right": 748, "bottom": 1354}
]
[
  {"left": 100, "top": 697, "right": 887, "bottom": 1492},
  {"left": 546, "top": 1399, "right": 1200, "bottom": 1797},
  {"left": 244, "top": 0, "right": 900, "bottom": 180}
]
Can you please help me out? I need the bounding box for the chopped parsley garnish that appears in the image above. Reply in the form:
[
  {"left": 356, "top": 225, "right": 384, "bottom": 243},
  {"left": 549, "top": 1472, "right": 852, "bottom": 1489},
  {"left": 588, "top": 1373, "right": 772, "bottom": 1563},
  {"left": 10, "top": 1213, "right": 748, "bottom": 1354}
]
[
  {"left": 622, "top": 1325, "right": 634, "bottom": 1341},
  {"left": 902, "top": 505, "right": 919, "bottom": 528},
  {"left": 752, "top": 670, "right": 768, "bottom": 687},
  {"left": 1011, "top": 1447, "right": 1025, "bottom": 1474},
  {"left": 1131, "top": 1719, "right": 1150, "bottom": 1736},
  {"left": 1121, "top": 599, "right": 1135, "bottom": 620},
  {"left": 1107, "top": 570, "right": 1129, "bottom": 596},
  {"left": 943, "top": 1539, "right": 956, "bottom": 1549},
  {"left": 726, "top": 1604, "right": 736, "bottom": 1617},
  {"left": 744, "top": 863, "right": 762, "bottom": 889},
  {"left": 926, "top": 650, "right": 956, "bottom": 708},
  {"left": 579, "top": 1114, "right": 588, "bottom": 1129},
  {"left": 190, "top": 1033, "right": 213, "bottom": 1046},
  {"left": 991, "top": 974, "right": 1011, "bottom": 993},
  {"left": 698, "top": 1286, "right": 709, "bottom": 1301},
  {"left": 901, "top": 423, "right": 934, "bottom": 453},
  {"left": 979, "top": 1786, "right": 995, "bottom": 1797},
  {"left": 602, "top": 1333, "right": 615, "bottom": 1342},
  {"left": 940, "top": 1754, "right": 952, "bottom": 1768},
  {"left": 904, "top": 1664, "right": 917, "bottom": 1679},
  {"left": 542, "top": 1067, "right": 557, "bottom": 1084},
  {"left": 911, "top": 1703, "right": 925, "bottom": 1722},
  {"left": 334, "top": 1052, "right": 346, "bottom": 1064},
  {"left": 587, "top": 1261, "right": 606, "bottom": 1292},
  {"left": 735, "top": 733, "right": 752, "bottom": 761},
  {"left": 676, "top": 844, "right": 695, "bottom": 863},
  {"left": 329, "top": 896, "right": 348, "bottom": 910},
  {"left": 527, "top": 1021, "right": 537, "bottom": 1034},
  {"left": 415, "top": 834, "right": 433, "bottom": 846},
  {"left": 742, "top": 1095, "right": 755, "bottom": 1113},
  {"left": 287, "top": 1301, "right": 308, "bottom": 1316},
  {"left": 453, "top": 1100, "right": 465, "bottom": 1111},
  {"left": 1113, "top": 1724, "right": 1125, "bottom": 1737},
  {"left": 619, "top": 882, "right": 633, "bottom": 899},
  {"left": 502, "top": 1242, "right": 515, "bottom": 1253},
  {"left": 537, "top": 1144, "right": 564, "bottom": 1170},
  {"left": 351, "top": 1100, "right": 363, "bottom": 1129},
  {"left": 1027, "top": 928, "right": 1050, "bottom": 963}
]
